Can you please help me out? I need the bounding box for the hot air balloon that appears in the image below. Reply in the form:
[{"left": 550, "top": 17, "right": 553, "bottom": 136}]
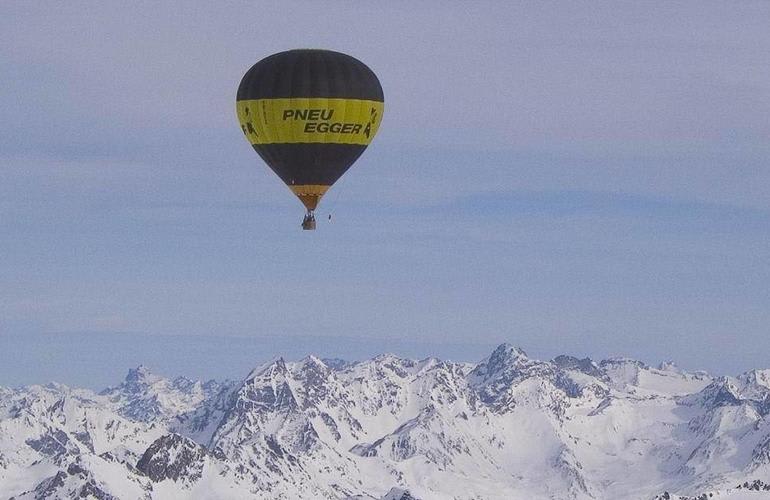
[{"left": 236, "top": 49, "right": 384, "bottom": 230}]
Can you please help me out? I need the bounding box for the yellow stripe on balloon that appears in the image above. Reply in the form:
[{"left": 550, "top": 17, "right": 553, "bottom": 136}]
[{"left": 236, "top": 98, "right": 384, "bottom": 146}]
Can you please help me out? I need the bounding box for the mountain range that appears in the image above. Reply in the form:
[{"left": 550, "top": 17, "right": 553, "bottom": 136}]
[{"left": 2, "top": 344, "right": 770, "bottom": 499}]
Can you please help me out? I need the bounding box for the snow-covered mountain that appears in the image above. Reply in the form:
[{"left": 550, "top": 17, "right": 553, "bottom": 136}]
[{"left": 2, "top": 344, "right": 770, "bottom": 499}]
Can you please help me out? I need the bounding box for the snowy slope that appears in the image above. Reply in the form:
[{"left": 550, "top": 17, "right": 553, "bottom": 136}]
[{"left": 2, "top": 344, "right": 770, "bottom": 499}]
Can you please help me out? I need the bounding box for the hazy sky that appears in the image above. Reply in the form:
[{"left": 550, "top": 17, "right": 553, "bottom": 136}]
[{"left": 2, "top": 1, "right": 769, "bottom": 386}]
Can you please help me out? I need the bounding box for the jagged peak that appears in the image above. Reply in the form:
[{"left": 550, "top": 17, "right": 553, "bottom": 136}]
[
  {"left": 171, "top": 376, "right": 200, "bottom": 392},
  {"left": 98, "top": 365, "right": 165, "bottom": 397},
  {"left": 552, "top": 355, "right": 602, "bottom": 377},
  {"left": 298, "top": 354, "right": 327, "bottom": 369},
  {"left": 658, "top": 360, "right": 680, "bottom": 372},
  {"left": 321, "top": 357, "right": 353, "bottom": 371},
  {"left": 371, "top": 352, "right": 410, "bottom": 364},
  {"left": 696, "top": 376, "right": 743, "bottom": 407},
  {"left": 600, "top": 357, "right": 648, "bottom": 369},
  {"left": 124, "top": 365, "right": 163, "bottom": 385},
  {"left": 466, "top": 344, "right": 544, "bottom": 397},
  {"left": 709, "top": 375, "right": 739, "bottom": 388},
  {"left": 42, "top": 382, "right": 71, "bottom": 392},
  {"left": 470, "top": 343, "right": 530, "bottom": 379},
  {"left": 245, "top": 357, "right": 287, "bottom": 381},
  {"left": 293, "top": 356, "right": 332, "bottom": 385},
  {"left": 738, "top": 369, "right": 770, "bottom": 388},
  {"left": 362, "top": 353, "right": 418, "bottom": 375},
  {"left": 128, "top": 364, "right": 151, "bottom": 376},
  {"left": 415, "top": 356, "right": 442, "bottom": 372},
  {"left": 136, "top": 433, "right": 223, "bottom": 483},
  {"left": 142, "top": 432, "right": 199, "bottom": 450},
  {"left": 490, "top": 343, "right": 528, "bottom": 359}
]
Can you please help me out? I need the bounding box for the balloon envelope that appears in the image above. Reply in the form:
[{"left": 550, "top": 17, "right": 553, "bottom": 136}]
[{"left": 236, "top": 49, "right": 384, "bottom": 213}]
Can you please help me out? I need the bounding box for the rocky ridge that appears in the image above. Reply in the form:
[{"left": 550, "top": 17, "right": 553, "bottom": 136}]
[{"left": 2, "top": 344, "right": 770, "bottom": 499}]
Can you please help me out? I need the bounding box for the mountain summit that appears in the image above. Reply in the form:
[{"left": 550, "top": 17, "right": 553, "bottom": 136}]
[{"left": 1, "top": 344, "right": 767, "bottom": 499}]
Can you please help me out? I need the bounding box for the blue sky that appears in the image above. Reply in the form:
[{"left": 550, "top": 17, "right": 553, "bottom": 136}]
[{"left": 1, "top": 1, "right": 769, "bottom": 387}]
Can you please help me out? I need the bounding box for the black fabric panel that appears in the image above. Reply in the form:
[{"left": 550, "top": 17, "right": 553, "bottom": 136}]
[
  {"left": 253, "top": 143, "right": 368, "bottom": 186},
  {"left": 238, "top": 49, "right": 384, "bottom": 102}
]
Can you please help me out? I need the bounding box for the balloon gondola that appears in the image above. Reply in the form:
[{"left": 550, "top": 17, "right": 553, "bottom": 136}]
[{"left": 236, "top": 49, "right": 384, "bottom": 229}]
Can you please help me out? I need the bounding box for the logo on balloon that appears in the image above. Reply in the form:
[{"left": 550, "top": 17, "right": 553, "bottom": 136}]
[
  {"left": 282, "top": 107, "right": 365, "bottom": 135},
  {"left": 364, "top": 107, "right": 379, "bottom": 139}
]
